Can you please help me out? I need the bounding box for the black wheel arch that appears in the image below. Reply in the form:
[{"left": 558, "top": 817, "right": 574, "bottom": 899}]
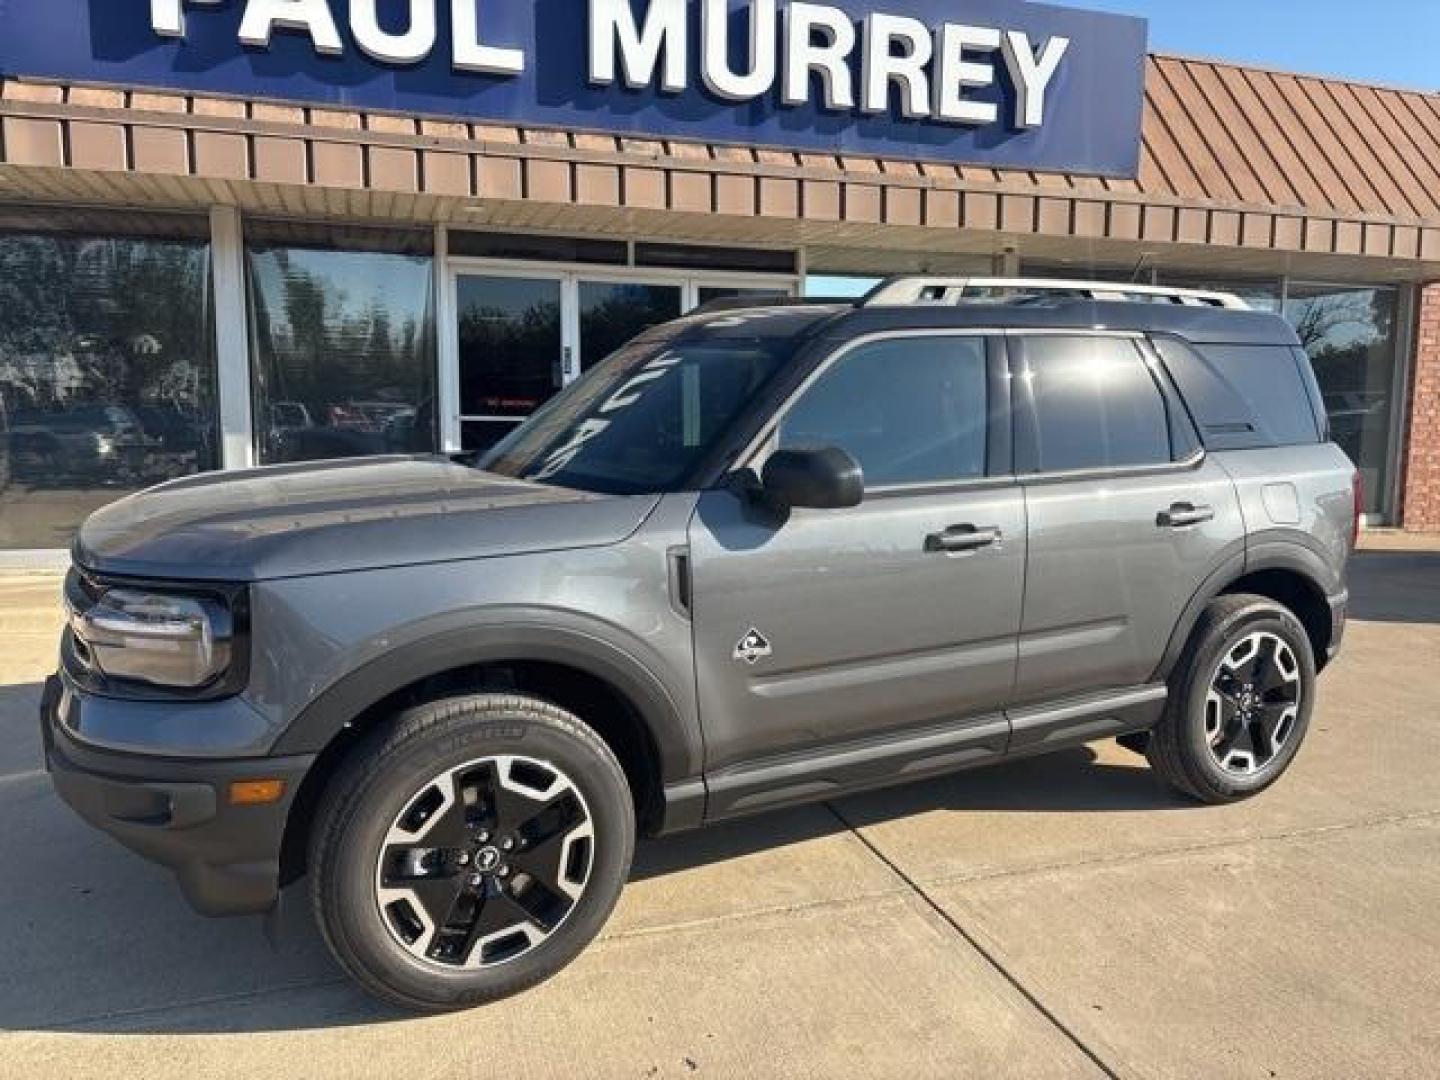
[
  {"left": 272, "top": 614, "right": 702, "bottom": 887},
  {"left": 1155, "top": 539, "right": 1342, "bottom": 683}
]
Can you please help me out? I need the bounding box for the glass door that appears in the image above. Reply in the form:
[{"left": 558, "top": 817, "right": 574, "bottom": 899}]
[
  {"left": 455, "top": 272, "right": 564, "bottom": 452},
  {"left": 444, "top": 262, "right": 797, "bottom": 454},
  {"left": 577, "top": 279, "right": 684, "bottom": 372}
]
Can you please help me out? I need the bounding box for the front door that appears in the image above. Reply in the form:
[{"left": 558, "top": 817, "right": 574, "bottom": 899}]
[{"left": 687, "top": 333, "right": 1025, "bottom": 809}]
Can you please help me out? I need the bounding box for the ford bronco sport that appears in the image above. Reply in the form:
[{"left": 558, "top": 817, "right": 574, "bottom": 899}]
[{"left": 43, "top": 278, "right": 1357, "bottom": 1011}]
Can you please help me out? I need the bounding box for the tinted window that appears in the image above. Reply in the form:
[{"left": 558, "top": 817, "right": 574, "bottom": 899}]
[
  {"left": 247, "top": 238, "right": 436, "bottom": 465},
  {"left": 1021, "top": 337, "right": 1172, "bottom": 472},
  {"left": 1153, "top": 339, "right": 1320, "bottom": 448},
  {"left": 482, "top": 332, "right": 790, "bottom": 494},
  {"left": 780, "top": 336, "right": 988, "bottom": 487},
  {"left": 0, "top": 228, "right": 218, "bottom": 550},
  {"left": 1283, "top": 284, "right": 1398, "bottom": 513}
]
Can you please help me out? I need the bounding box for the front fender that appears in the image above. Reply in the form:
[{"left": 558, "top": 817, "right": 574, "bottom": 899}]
[{"left": 269, "top": 608, "right": 701, "bottom": 784}]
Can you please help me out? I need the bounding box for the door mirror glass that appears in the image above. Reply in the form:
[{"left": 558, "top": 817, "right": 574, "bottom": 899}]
[{"left": 761, "top": 446, "right": 864, "bottom": 510}]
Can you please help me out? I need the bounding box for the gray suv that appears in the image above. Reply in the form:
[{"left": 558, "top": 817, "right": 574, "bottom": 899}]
[{"left": 42, "top": 279, "right": 1357, "bottom": 1012}]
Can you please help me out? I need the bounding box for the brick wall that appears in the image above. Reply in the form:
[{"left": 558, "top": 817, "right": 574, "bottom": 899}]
[{"left": 1402, "top": 284, "right": 1440, "bottom": 531}]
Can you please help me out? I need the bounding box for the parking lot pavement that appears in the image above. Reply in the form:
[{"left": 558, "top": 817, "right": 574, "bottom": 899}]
[{"left": 1, "top": 539, "right": 1438, "bottom": 1079}]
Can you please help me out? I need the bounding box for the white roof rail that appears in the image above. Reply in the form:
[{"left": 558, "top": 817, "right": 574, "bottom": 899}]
[{"left": 863, "top": 277, "right": 1251, "bottom": 310}]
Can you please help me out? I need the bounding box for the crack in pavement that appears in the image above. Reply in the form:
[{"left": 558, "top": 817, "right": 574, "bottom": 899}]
[
  {"left": 823, "top": 799, "right": 1123, "bottom": 1080},
  {"left": 21, "top": 807, "right": 1437, "bottom": 1038}
]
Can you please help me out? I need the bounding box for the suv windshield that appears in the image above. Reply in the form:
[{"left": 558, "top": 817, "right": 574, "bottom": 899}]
[{"left": 480, "top": 328, "right": 794, "bottom": 494}]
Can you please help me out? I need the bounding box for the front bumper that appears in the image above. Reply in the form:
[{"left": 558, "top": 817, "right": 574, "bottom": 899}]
[{"left": 41, "top": 676, "right": 315, "bottom": 916}]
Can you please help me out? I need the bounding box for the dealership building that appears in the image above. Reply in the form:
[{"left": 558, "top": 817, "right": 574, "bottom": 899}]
[{"left": 1, "top": 0, "right": 1439, "bottom": 559}]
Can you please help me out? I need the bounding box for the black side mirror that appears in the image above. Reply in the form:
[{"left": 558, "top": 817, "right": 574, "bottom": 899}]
[{"left": 761, "top": 446, "right": 864, "bottom": 510}]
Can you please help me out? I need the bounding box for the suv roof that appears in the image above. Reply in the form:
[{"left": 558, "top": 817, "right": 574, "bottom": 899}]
[{"left": 679, "top": 297, "right": 1300, "bottom": 349}]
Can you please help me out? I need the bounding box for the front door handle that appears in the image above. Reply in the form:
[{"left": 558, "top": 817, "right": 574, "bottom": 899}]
[
  {"left": 1158, "top": 502, "right": 1215, "bottom": 528},
  {"left": 925, "top": 525, "right": 1001, "bottom": 554}
]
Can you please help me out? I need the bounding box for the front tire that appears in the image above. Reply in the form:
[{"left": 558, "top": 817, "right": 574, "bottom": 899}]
[
  {"left": 1148, "top": 594, "right": 1317, "bottom": 804},
  {"left": 309, "top": 694, "right": 635, "bottom": 1012}
]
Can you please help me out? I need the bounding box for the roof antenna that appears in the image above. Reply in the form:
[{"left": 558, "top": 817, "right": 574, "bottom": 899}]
[{"left": 1129, "top": 252, "right": 1154, "bottom": 284}]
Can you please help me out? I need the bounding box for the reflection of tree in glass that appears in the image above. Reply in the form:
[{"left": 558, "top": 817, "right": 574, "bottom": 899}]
[
  {"left": 249, "top": 246, "right": 434, "bottom": 458},
  {"left": 580, "top": 288, "right": 681, "bottom": 371},
  {"left": 458, "top": 297, "right": 561, "bottom": 414},
  {"left": 0, "top": 235, "right": 211, "bottom": 411},
  {"left": 1286, "top": 289, "right": 1394, "bottom": 394}
]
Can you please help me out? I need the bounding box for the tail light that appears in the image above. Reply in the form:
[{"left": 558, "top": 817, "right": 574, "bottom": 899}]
[{"left": 1351, "top": 470, "right": 1364, "bottom": 551}]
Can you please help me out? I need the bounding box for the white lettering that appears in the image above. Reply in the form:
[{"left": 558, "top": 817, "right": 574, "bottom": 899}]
[
  {"left": 590, "top": 0, "right": 687, "bottom": 93},
  {"left": 860, "top": 13, "right": 931, "bottom": 118},
  {"left": 453, "top": 0, "right": 525, "bottom": 75},
  {"left": 933, "top": 23, "right": 999, "bottom": 125},
  {"left": 702, "top": 0, "right": 778, "bottom": 102},
  {"left": 352, "top": 0, "right": 435, "bottom": 66},
  {"left": 238, "top": 0, "right": 344, "bottom": 56},
  {"left": 151, "top": 0, "right": 222, "bottom": 38},
  {"left": 532, "top": 419, "right": 611, "bottom": 481},
  {"left": 781, "top": 2, "right": 855, "bottom": 110},
  {"left": 1001, "top": 31, "right": 1070, "bottom": 129}
]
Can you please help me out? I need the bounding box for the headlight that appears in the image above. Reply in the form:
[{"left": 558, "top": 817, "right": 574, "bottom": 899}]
[{"left": 72, "top": 587, "right": 234, "bottom": 689}]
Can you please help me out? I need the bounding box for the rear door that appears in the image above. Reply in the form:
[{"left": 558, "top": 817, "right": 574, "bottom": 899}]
[
  {"left": 1009, "top": 332, "right": 1245, "bottom": 735},
  {"left": 687, "top": 332, "right": 1025, "bottom": 807}
]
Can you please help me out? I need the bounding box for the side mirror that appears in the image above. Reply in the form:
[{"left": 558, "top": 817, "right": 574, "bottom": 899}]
[{"left": 761, "top": 446, "right": 864, "bottom": 510}]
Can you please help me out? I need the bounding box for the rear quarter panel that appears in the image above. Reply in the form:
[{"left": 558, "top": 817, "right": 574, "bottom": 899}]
[{"left": 1213, "top": 443, "right": 1356, "bottom": 594}]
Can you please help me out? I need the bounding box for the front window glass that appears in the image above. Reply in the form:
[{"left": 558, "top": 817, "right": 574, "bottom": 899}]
[
  {"left": 1283, "top": 285, "right": 1398, "bottom": 513},
  {"left": 1022, "top": 336, "right": 1173, "bottom": 472},
  {"left": 780, "top": 336, "right": 989, "bottom": 487},
  {"left": 0, "top": 228, "right": 217, "bottom": 550},
  {"left": 247, "top": 231, "right": 436, "bottom": 465},
  {"left": 481, "top": 331, "right": 791, "bottom": 494}
]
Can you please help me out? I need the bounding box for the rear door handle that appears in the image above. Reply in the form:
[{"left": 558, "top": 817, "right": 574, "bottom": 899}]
[
  {"left": 925, "top": 525, "right": 1001, "bottom": 553},
  {"left": 1158, "top": 502, "right": 1215, "bottom": 528}
]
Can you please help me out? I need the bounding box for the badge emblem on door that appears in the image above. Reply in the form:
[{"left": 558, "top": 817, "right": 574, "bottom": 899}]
[{"left": 733, "top": 628, "right": 773, "bottom": 665}]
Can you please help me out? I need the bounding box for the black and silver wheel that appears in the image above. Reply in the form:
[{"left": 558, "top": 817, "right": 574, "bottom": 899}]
[
  {"left": 1147, "top": 594, "right": 1317, "bottom": 804},
  {"left": 1202, "top": 631, "right": 1303, "bottom": 777},
  {"left": 310, "top": 694, "right": 634, "bottom": 1012}
]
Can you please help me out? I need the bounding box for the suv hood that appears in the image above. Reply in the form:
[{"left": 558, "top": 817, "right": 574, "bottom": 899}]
[{"left": 74, "top": 456, "right": 660, "bottom": 582}]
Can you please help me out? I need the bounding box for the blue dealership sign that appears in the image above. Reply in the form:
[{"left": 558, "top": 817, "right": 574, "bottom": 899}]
[{"left": 0, "top": 1, "right": 1148, "bottom": 176}]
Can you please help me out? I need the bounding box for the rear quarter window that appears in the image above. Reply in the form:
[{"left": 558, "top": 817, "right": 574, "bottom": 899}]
[{"left": 1151, "top": 338, "right": 1322, "bottom": 449}]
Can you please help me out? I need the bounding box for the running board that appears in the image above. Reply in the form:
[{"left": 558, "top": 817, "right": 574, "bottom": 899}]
[{"left": 702, "top": 684, "right": 1167, "bottom": 824}]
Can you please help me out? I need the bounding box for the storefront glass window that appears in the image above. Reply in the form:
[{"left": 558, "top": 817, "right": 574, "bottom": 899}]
[
  {"left": 248, "top": 233, "right": 436, "bottom": 464},
  {"left": 0, "top": 229, "right": 217, "bottom": 550},
  {"left": 1157, "top": 275, "right": 1283, "bottom": 313},
  {"left": 1283, "top": 285, "right": 1399, "bottom": 513}
]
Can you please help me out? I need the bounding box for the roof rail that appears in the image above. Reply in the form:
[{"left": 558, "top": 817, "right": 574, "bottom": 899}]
[{"left": 863, "top": 277, "right": 1251, "bottom": 310}]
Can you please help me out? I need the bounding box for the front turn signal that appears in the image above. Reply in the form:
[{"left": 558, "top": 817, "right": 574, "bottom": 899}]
[{"left": 229, "top": 779, "right": 287, "bottom": 806}]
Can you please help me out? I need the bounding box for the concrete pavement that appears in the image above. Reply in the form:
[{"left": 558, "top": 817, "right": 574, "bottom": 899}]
[{"left": 0, "top": 539, "right": 1437, "bottom": 1078}]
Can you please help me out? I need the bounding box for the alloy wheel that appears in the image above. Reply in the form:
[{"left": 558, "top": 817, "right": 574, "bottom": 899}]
[
  {"left": 374, "top": 755, "right": 594, "bottom": 969},
  {"left": 1203, "top": 631, "right": 1302, "bottom": 777}
]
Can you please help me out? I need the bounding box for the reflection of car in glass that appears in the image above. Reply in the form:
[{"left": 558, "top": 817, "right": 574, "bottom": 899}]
[
  {"left": 45, "top": 280, "right": 1359, "bottom": 1014},
  {"left": 269, "top": 402, "right": 315, "bottom": 430},
  {"left": 9, "top": 404, "right": 154, "bottom": 484}
]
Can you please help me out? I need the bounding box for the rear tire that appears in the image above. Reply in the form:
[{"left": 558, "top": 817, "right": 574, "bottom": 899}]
[
  {"left": 309, "top": 694, "right": 635, "bottom": 1012},
  {"left": 1148, "top": 594, "right": 1316, "bottom": 804}
]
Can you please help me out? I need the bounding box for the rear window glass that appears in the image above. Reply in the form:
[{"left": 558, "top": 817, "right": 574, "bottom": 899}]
[
  {"left": 1019, "top": 336, "right": 1174, "bottom": 472},
  {"left": 1153, "top": 339, "right": 1321, "bottom": 448}
]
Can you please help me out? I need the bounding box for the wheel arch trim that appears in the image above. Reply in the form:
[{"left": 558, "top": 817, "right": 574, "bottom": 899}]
[
  {"left": 1154, "top": 542, "right": 1338, "bottom": 682},
  {"left": 270, "top": 611, "right": 700, "bottom": 785}
]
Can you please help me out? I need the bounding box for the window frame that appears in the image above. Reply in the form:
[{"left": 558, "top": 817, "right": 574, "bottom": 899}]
[
  {"left": 743, "top": 329, "right": 1013, "bottom": 497},
  {"left": 1008, "top": 331, "right": 1204, "bottom": 482}
]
